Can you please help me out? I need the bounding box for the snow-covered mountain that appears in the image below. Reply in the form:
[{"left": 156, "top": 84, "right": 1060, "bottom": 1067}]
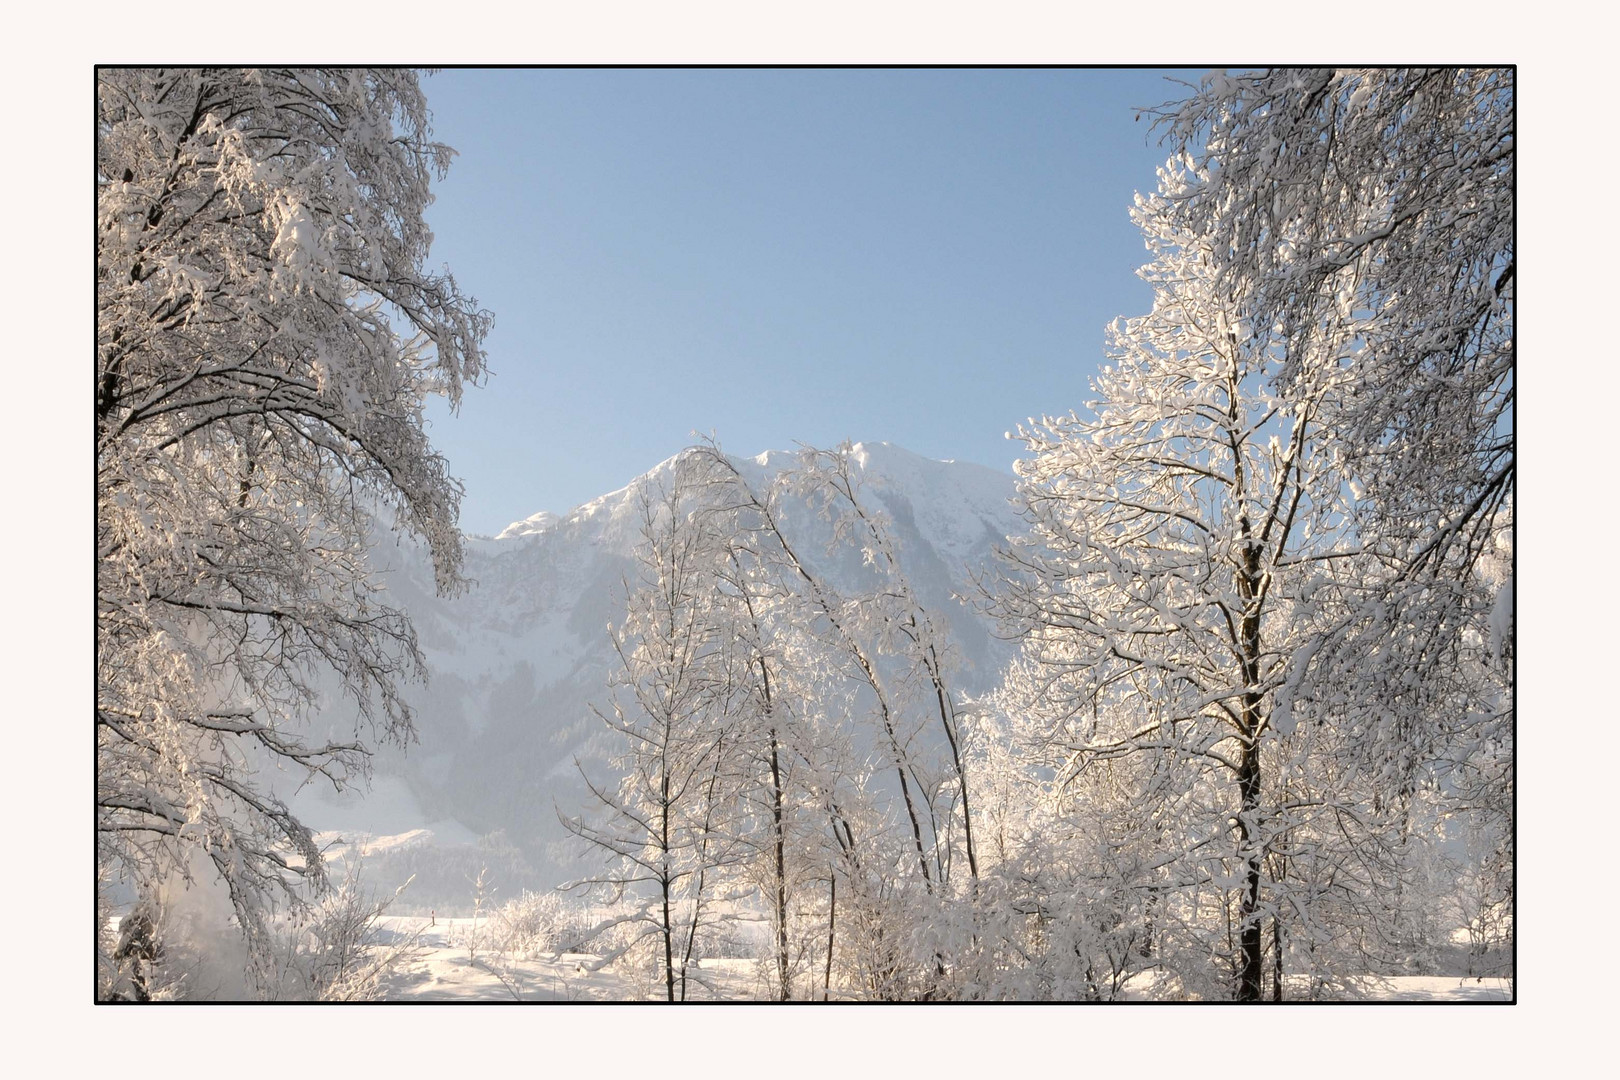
[{"left": 292, "top": 442, "right": 1025, "bottom": 901}]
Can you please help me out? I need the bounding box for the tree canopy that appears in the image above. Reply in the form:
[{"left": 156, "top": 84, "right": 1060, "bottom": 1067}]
[{"left": 97, "top": 68, "right": 491, "bottom": 993}]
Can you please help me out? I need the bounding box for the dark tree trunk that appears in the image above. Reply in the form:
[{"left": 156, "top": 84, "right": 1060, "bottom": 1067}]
[
  {"left": 1237, "top": 732, "right": 1263, "bottom": 1001},
  {"left": 768, "top": 724, "right": 789, "bottom": 1001},
  {"left": 1236, "top": 539, "right": 1265, "bottom": 1003},
  {"left": 915, "top": 632, "right": 976, "bottom": 885},
  {"left": 823, "top": 874, "right": 836, "bottom": 1002},
  {"left": 661, "top": 871, "right": 675, "bottom": 1003},
  {"left": 661, "top": 772, "right": 675, "bottom": 1003},
  {"left": 1272, "top": 915, "right": 1284, "bottom": 1001}
]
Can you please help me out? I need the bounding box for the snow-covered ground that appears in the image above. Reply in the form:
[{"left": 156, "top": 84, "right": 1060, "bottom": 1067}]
[
  {"left": 373, "top": 916, "right": 760, "bottom": 1001},
  {"left": 1351, "top": 976, "right": 1512, "bottom": 1002},
  {"left": 367, "top": 916, "right": 1510, "bottom": 1002}
]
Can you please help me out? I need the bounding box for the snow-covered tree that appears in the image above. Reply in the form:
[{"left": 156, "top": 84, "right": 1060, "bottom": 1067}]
[
  {"left": 1149, "top": 67, "right": 1514, "bottom": 814},
  {"left": 984, "top": 67, "right": 1513, "bottom": 1000},
  {"left": 1151, "top": 69, "right": 1512, "bottom": 544},
  {"left": 959, "top": 705, "right": 1167, "bottom": 1001},
  {"left": 792, "top": 445, "right": 980, "bottom": 889},
  {"left": 992, "top": 177, "right": 1388, "bottom": 998},
  {"left": 693, "top": 441, "right": 980, "bottom": 998},
  {"left": 564, "top": 464, "right": 751, "bottom": 1001},
  {"left": 682, "top": 445, "right": 901, "bottom": 998},
  {"left": 704, "top": 512, "right": 819, "bottom": 999},
  {"left": 97, "top": 68, "right": 490, "bottom": 986}
]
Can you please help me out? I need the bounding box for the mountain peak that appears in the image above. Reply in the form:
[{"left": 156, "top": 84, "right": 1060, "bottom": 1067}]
[
  {"left": 493, "top": 509, "right": 561, "bottom": 541},
  {"left": 493, "top": 442, "right": 1017, "bottom": 544}
]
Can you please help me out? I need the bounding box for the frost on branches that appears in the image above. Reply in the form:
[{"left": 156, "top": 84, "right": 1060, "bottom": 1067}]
[
  {"left": 96, "top": 68, "right": 491, "bottom": 993},
  {"left": 1153, "top": 67, "right": 1514, "bottom": 967},
  {"left": 566, "top": 444, "right": 987, "bottom": 1000},
  {"left": 993, "top": 197, "right": 1375, "bottom": 998},
  {"left": 986, "top": 67, "right": 1513, "bottom": 1000},
  {"left": 1150, "top": 69, "right": 1514, "bottom": 743},
  {"left": 562, "top": 463, "right": 753, "bottom": 1003}
]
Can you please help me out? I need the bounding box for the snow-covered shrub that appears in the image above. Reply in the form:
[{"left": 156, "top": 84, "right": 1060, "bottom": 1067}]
[
  {"left": 588, "top": 916, "right": 667, "bottom": 1000},
  {"left": 259, "top": 865, "right": 422, "bottom": 1001},
  {"left": 487, "top": 890, "right": 596, "bottom": 959}
]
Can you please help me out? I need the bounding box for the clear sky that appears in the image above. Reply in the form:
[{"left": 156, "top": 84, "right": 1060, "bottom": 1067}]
[{"left": 418, "top": 67, "right": 1193, "bottom": 536}]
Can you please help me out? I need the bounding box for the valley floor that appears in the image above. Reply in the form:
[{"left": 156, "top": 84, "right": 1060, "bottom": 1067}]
[
  {"left": 372, "top": 916, "right": 1512, "bottom": 1003},
  {"left": 375, "top": 916, "right": 758, "bottom": 1001}
]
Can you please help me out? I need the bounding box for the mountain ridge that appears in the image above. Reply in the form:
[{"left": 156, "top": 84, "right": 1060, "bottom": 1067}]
[{"left": 291, "top": 441, "right": 1028, "bottom": 899}]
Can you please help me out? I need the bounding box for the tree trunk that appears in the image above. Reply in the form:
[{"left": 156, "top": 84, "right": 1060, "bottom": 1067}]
[
  {"left": 823, "top": 874, "right": 836, "bottom": 1002},
  {"left": 1237, "top": 720, "right": 1263, "bottom": 1001},
  {"left": 1235, "top": 522, "right": 1266, "bottom": 1002},
  {"left": 923, "top": 637, "right": 977, "bottom": 883},
  {"left": 661, "top": 871, "right": 675, "bottom": 1003},
  {"left": 768, "top": 723, "right": 790, "bottom": 1001},
  {"left": 709, "top": 455, "right": 934, "bottom": 891},
  {"left": 1272, "top": 915, "right": 1284, "bottom": 1001},
  {"left": 661, "top": 771, "right": 676, "bottom": 1003}
]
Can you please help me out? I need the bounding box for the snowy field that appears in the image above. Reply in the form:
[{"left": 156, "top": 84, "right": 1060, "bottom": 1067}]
[
  {"left": 1354, "top": 977, "right": 1512, "bottom": 1002},
  {"left": 367, "top": 916, "right": 1510, "bottom": 1002},
  {"left": 372, "top": 916, "right": 761, "bottom": 1002}
]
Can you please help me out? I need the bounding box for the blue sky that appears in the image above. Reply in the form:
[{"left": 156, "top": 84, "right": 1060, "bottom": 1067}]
[{"left": 419, "top": 67, "right": 1192, "bottom": 536}]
